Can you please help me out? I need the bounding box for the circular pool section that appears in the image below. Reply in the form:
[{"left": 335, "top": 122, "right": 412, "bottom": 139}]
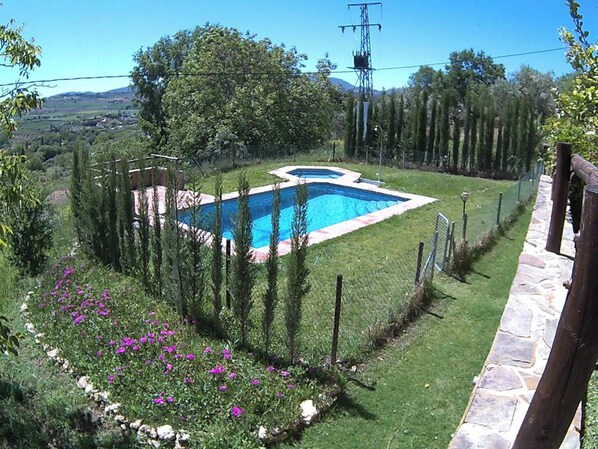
[{"left": 287, "top": 168, "right": 343, "bottom": 179}]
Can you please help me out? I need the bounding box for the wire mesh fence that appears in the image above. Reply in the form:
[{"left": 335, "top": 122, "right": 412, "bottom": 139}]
[{"left": 209, "top": 161, "right": 543, "bottom": 366}]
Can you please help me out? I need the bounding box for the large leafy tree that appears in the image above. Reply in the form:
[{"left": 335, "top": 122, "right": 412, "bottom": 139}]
[
  {"left": 544, "top": 0, "right": 598, "bottom": 163},
  {"left": 445, "top": 48, "right": 506, "bottom": 103},
  {"left": 131, "top": 27, "right": 207, "bottom": 148},
  {"left": 162, "top": 25, "right": 338, "bottom": 161}
]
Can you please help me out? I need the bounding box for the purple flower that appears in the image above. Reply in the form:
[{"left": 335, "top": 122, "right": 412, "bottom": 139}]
[
  {"left": 229, "top": 372, "right": 236, "bottom": 379},
  {"left": 97, "top": 350, "right": 103, "bottom": 358},
  {"left": 108, "top": 340, "right": 115, "bottom": 346},
  {"left": 184, "top": 377, "right": 193, "bottom": 384},
  {"left": 280, "top": 370, "right": 289, "bottom": 377},
  {"left": 219, "top": 385, "right": 228, "bottom": 392},
  {"left": 223, "top": 349, "right": 231, "bottom": 360},
  {"left": 209, "top": 364, "right": 225, "bottom": 375},
  {"left": 186, "top": 353, "right": 196, "bottom": 360},
  {"left": 287, "top": 384, "right": 295, "bottom": 389},
  {"left": 107, "top": 374, "right": 115, "bottom": 384},
  {"left": 153, "top": 397, "right": 165, "bottom": 405},
  {"left": 73, "top": 315, "right": 86, "bottom": 325},
  {"left": 140, "top": 337, "right": 148, "bottom": 344},
  {"left": 145, "top": 359, "right": 152, "bottom": 365},
  {"left": 267, "top": 366, "right": 276, "bottom": 373},
  {"left": 166, "top": 396, "right": 175, "bottom": 403},
  {"left": 231, "top": 406, "right": 245, "bottom": 417},
  {"left": 204, "top": 347, "right": 212, "bottom": 355},
  {"left": 276, "top": 393, "right": 284, "bottom": 399},
  {"left": 116, "top": 347, "right": 126, "bottom": 354},
  {"left": 251, "top": 379, "right": 260, "bottom": 386},
  {"left": 163, "top": 344, "right": 176, "bottom": 353}
]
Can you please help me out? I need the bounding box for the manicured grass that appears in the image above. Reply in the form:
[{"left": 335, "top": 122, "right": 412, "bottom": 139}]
[
  {"left": 277, "top": 207, "right": 532, "bottom": 448},
  {"left": 196, "top": 161, "right": 519, "bottom": 362}
]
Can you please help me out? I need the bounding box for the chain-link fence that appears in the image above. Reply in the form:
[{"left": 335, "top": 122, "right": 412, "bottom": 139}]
[{"left": 215, "top": 162, "right": 543, "bottom": 366}]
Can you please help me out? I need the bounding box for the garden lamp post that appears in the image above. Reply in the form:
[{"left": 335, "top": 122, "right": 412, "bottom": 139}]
[
  {"left": 375, "top": 125, "right": 383, "bottom": 182},
  {"left": 461, "top": 192, "right": 469, "bottom": 218}
]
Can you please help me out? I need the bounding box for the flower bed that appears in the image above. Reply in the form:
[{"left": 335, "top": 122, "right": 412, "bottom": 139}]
[{"left": 28, "top": 257, "right": 332, "bottom": 448}]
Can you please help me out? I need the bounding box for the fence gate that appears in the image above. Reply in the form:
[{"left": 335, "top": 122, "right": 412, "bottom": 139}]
[{"left": 434, "top": 213, "right": 451, "bottom": 271}]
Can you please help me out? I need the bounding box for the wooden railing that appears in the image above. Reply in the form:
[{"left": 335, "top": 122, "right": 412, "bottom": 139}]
[{"left": 513, "top": 143, "right": 598, "bottom": 448}]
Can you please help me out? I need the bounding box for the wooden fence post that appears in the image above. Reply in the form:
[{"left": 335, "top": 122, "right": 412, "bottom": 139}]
[
  {"left": 513, "top": 184, "right": 598, "bottom": 449},
  {"left": 546, "top": 143, "right": 572, "bottom": 253},
  {"left": 330, "top": 275, "right": 343, "bottom": 366}
]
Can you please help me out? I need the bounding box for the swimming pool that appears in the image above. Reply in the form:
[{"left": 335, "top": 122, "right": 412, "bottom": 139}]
[
  {"left": 178, "top": 182, "right": 407, "bottom": 249},
  {"left": 287, "top": 168, "right": 343, "bottom": 179}
]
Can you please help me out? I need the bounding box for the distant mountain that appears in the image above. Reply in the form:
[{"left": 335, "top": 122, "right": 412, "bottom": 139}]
[{"left": 330, "top": 77, "right": 356, "bottom": 92}]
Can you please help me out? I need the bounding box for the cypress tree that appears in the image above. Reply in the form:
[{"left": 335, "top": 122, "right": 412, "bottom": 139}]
[
  {"left": 417, "top": 91, "right": 428, "bottom": 161},
  {"left": 484, "top": 107, "right": 495, "bottom": 173},
  {"left": 461, "top": 101, "right": 471, "bottom": 171},
  {"left": 495, "top": 117, "right": 504, "bottom": 173},
  {"left": 183, "top": 182, "right": 207, "bottom": 327},
  {"left": 105, "top": 164, "right": 120, "bottom": 267},
  {"left": 426, "top": 98, "right": 436, "bottom": 164},
  {"left": 285, "top": 182, "right": 310, "bottom": 362},
  {"left": 71, "top": 143, "right": 83, "bottom": 243},
  {"left": 356, "top": 100, "right": 365, "bottom": 158},
  {"left": 343, "top": 96, "right": 355, "bottom": 158},
  {"left": 501, "top": 102, "right": 512, "bottom": 172},
  {"left": 151, "top": 166, "right": 163, "bottom": 297},
  {"left": 387, "top": 92, "right": 397, "bottom": 156},
  {"left": 439, "top": 91, "right": 451, "bottom": 162},
  {"left": 163, "top": 167, "right": 185, "bottom": 318},
  {"left": 396, "top": 94, "right": 405, "bottom": 155},
  {"left": 452, "top": 114, "right": 461, "bottom": 172},
  {"left": 469, "top": 103, "right": 478, "bottom": 171},
  {"left": 211, "top": 174, "right": 224, "bottom": 331},
  {"left": 525, "top": 110, "right": 536, "bottom": 171},
  {"left": 476, "top": 104, "right": 486, "bottom": 171},
  {"left": 263, "top": 183, "right": 281, "bottom": 357},
  {"left": 137, "top": 157, "right": 151, "bottom": 289},
  {"left": 231, "top": 172, "right": 255, "bottom": 347},
  {"left": 118, "top": 159, "right": 136, "bottom": 273}
]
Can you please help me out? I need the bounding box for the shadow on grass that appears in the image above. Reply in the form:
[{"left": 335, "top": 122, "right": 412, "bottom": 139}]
[{"left": 335, "top": 391, "right": 377, "bottom": 421}]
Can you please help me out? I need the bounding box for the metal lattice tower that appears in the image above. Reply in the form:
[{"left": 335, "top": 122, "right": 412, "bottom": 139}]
[{"left": 339, "top": 2, "right": 382, "bottom": 102}]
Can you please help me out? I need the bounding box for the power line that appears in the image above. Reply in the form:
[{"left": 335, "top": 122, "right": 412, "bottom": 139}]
[{"left": 0, "top": 46, "right": 568, "bottom": 89}]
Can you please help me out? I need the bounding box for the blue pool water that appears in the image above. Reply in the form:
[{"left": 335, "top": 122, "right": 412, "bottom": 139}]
[
  {"left": 287, "top": 168, "right": 343, "bottom": 179},
  {"left": 178, "top": 182, "right": 406, "bottom": 248}
]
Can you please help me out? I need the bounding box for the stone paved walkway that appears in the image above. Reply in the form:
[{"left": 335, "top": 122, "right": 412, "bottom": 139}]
[{"left": 448, "top": 175, "right": 580, "bottom": 449}]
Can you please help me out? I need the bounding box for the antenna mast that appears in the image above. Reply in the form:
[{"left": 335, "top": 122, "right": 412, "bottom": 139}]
[{"left": 339, "top": 2, "right": 382, "bottom": 102}]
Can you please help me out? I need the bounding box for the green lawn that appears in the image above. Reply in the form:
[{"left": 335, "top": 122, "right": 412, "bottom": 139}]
[
  {"left": 200, "top": 160, "right": 520, "bottom": 362},
  {"left": 277, "top": 207, "right": 531, "bottom": 449}
]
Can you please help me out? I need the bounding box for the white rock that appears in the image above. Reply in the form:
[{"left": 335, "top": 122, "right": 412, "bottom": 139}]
[
  {"left": 84, "top": 384, "right": 94, "bottom": 395},
  {"left": 47, "top": 348, "right": 59, "bottom": 359},
  {"left": 130, "top": 419, "right": 143, "bottom": 431},
  {"left": 258, "top": 426, "right": 269, "bottom": 440},
  {"left": 104, "top": 403, "right": 121, "bottom": 414},
  {"left": 300, "top": 399, "right": 318, "bottom": 425},
  {"left": 176, "top": 430, "right": 190, "bottom": 443},
  {"left": 27, "top": 291, "right": 34, "bottom": 296},
  {"left": 77, "top": 376, "right": 89, "bottom": 389},
  {"left": 25, "top": 322, "right": 36, "bottom": 333},
  {"left": 138, "top": 424, "right": 150, "bottom": 435},
  {"left": 157, "top": 424, "right": 176, "bottom": 441},
  {"left": 115, "top": 415, "right": 126, "bottom": 424},
  {"left": 20, "top": 303, "right": 28, "bottom": 313},
  {"left": 148, "top": 427, "right": 158, "bottom": 439}
]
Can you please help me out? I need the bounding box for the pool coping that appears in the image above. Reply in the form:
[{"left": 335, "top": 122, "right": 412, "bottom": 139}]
[{"left": 134, "top": 166, "right": 436, "bottom": 261}]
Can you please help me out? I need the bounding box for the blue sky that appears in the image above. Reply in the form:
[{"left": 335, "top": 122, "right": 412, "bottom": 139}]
[{"left": 2, "top": 0, "right": 597, "bottom": 96}]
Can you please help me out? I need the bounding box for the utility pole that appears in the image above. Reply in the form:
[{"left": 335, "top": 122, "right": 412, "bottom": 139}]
[{"left": 339, "top": 2, "right": 382, "bottom": 159}]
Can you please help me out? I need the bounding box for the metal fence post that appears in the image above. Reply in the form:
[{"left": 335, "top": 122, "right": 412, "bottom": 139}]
[
  {"left": 462, "top": 213, "right": 468, "bottom": 242},
  {"left": 496, "top": 192, "right": 503, "bottom": 226},
  {"left": 414, "top": 242, "right": 424, "bottom": 287},
  {"left": 331, "top": 275, "right": 343, "bottom": 366},
  {"left": 517, "top": 178, "right": 522, "bottom": 203},
  {"left": 430, "top": 231, "right": 438, "bottom": 283},
  {"left": 225, "top": 239, "right": 231, "bottom": 309}
]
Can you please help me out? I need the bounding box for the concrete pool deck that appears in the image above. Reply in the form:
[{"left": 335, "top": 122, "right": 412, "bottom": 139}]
[
  {"left": 133, "top": 166, "right": 436, "bottom": 261},
  {"left": 448, "top": 174, "right": 579, "bottom": 449}
]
